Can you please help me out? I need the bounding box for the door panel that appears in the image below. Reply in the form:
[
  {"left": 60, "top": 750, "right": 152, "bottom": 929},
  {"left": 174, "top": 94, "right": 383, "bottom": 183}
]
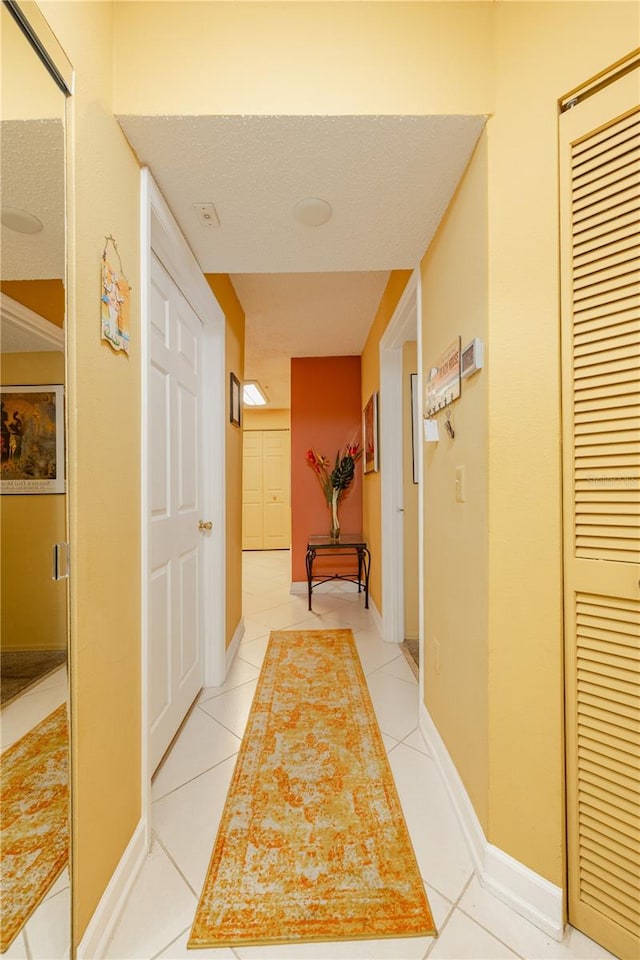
[
  {"left": 149, "top": 254, "right": 204, "bottom": 772},
  {"left": 561, "top": 67, "right": 640, "bottom": 959}
]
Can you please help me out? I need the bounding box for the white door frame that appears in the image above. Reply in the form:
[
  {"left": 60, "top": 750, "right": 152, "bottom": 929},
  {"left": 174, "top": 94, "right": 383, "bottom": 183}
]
[
  {"left": 140, "top": 169, "right": 226, "bottom": 843},
  {"left": 379, "top": 269, "right": 421, "bottom": 648}
]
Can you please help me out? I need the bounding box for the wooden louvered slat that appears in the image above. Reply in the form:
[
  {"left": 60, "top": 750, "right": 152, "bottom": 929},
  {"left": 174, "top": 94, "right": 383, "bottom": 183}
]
[
  {"left": 581, "top": 838, "right": 640, "bottom": 893},
  {"left": 580, "top": 879, "right": 640, "bottom": 934},
  {"left": 574, "top": 129, "right": 640, "bottom": 175},
  {"left": 580, "top": 715, "right": 640, "bottom": 749},
  {"left": 573, "top": 183, "right": 640, "bottom": 225},
  {"left": 573, "top": 156, "right": 640, "bottom": 205},
  {"left": 582, "top": 855, "right": 640, "bottom": 902},
  {"left": 575, "top": 395, "right": 640, "bottom": 415},
  {"left": 578, "top": 619, "right": 640, "bottom": 645},
  {"left": 574, "top": 209, "right": 640, "bottom": 251},
  {"left": 573, "top": 238, "right": 637, "bottom": 279},
  {"left": 574, "top": 257, "right": 640, "bottom": 291},
  {"left": 573, "top": 110, "right": 640, "bottom": 160},
  {"left": 581, "top": 809, "right": 640, "bottom": 853},
  {"left": 574, "top": 294, "right": 640, "bottom": 328},
  {"left": 578, "top": 793, "right": 640, "bottom": 854},
  {"left": 573, "top": 143, "right": 640, "bottom": 200},
  {"left": 577, "top": 594, "right": 640, "bottom": 614},
  {"left": 581, "top": 866, "right": 640, "bottom": 920},
  {"left": 578, "top": 673, "right": 639, "bottom": 706}
]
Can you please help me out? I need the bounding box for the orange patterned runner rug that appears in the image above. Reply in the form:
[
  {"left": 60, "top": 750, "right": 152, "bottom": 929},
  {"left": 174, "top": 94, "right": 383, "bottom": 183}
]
[
  {"left": 0, "top": 703, "right": 69, "bottom": 953},
  {"left": 189, "top": 629, "right": 436, "bottom": 949}
]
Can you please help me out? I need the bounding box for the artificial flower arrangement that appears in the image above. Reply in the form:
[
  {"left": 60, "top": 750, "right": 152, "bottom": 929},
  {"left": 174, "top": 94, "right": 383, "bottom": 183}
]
[{"left": 305, "top": 442, "right": 362, "bottom": 540}]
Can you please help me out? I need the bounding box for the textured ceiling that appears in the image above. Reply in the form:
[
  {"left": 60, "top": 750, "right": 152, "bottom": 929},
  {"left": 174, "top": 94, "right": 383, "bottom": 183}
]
[
  {"left": 234, "top": 271, "right": 390, "bottom": 406},
  {"left": 118, "top": 114, "right": 485, "bottom": 273},
  {"left": 0, "top": 119, "right": 65, "bottom": 281},
  {"left": 118, "top": 114, "right": 485, "bottom": 408}
]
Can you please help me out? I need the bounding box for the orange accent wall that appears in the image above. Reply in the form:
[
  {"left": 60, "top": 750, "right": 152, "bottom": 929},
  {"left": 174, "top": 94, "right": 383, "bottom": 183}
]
[
  {"left": 291, "top": 356, "right": 362, "bottom": 583},
  {"left": 0, "top": 279, "right": 65, "bottom": 327}
]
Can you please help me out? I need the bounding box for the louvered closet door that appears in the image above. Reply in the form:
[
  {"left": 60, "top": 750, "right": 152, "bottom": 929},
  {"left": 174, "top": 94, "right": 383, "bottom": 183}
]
[{"left": 560, "top": 67, "right": 640, "bottom": 960}]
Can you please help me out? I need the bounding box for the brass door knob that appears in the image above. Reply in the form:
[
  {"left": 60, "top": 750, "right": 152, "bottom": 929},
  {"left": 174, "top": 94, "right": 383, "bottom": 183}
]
[{"left": 198, "top": 520, "right": 213, "bottom": 531}]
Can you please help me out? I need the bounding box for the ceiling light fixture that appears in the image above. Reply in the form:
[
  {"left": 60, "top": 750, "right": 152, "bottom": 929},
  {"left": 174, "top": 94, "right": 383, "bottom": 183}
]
[
  {"left": 1, "top": 206, "right": 43, "bottom": 234},
  {"left": 243, "top": 381, "right": 268, "bottom": 406},
  {"left": 293, "top": 197, "right": 332, "bottom": 227}
]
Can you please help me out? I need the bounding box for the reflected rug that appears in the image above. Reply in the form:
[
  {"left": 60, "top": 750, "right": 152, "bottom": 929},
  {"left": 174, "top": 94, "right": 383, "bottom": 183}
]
[
  {"left": 0, "top": 703, "right": 69, "bottom": 952},
  {"left": 189, "top": 629, "right": 435, "bottom": 949}
]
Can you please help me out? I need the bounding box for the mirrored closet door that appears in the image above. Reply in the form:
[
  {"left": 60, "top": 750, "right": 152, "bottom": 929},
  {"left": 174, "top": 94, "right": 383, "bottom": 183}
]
[{"left": 1, "top": 2, "right": 71, "bottom": 956}]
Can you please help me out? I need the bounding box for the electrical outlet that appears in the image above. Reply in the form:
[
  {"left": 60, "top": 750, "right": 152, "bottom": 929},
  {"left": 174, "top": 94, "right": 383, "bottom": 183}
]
[{"left": 455, "top": 465, "right": 465, "bottom": 503}]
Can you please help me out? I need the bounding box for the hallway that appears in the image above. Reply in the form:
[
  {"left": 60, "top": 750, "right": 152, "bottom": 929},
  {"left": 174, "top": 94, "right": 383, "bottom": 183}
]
[{"left": 105, "top": 552, "right": 616, "bottom": 960}]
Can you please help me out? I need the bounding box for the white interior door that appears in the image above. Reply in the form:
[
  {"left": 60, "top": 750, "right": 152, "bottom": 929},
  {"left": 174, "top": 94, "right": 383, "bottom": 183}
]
[{"left": 149, "top": 253, "right": 205, "bottom": 772}]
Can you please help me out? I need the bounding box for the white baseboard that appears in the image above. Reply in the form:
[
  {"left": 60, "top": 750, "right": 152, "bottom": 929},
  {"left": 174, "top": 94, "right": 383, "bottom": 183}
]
[
  {"left": 76, "top": 818, "right": 147, "bottom": 959},
  {"left": 418, "top": 702, "right": 564, "bottom": 941},
  {"left": 225, "top": 617, "right": 245, "bottom": 676}
]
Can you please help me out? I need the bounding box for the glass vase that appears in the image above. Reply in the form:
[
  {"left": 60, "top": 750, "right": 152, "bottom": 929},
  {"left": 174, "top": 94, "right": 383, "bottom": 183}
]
[{"left": 330, "top": 489, "right": 340, "bottom": 542}]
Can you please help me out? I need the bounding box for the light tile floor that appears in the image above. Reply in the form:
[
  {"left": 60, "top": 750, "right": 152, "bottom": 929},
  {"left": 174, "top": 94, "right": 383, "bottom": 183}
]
[
  {"left": 1, "top": 666, "right": 70, "bottom": 960},
  {"left": 106, "top": 551, "right": 617, "bottom": 960}
]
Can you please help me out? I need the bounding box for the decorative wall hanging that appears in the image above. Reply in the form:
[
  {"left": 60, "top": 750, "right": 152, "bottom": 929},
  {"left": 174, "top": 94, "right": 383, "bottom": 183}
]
[
  {"left": 425, "top": 337, "right": 461, "bottom": 417},
  {"left": 0, "top": 385, "right": 65, "bottom": 494},
  {"left": 101, "top": 235, "right": 131, "bottom": 354}
]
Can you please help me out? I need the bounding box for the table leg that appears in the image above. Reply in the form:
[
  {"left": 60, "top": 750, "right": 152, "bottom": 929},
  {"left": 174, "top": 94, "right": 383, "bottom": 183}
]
[
  {"left": 362, "top": 546, "right": 371, "bottom": 609},
  {"left": 305, "top": 547, "right": 315, "bottom": 611}
]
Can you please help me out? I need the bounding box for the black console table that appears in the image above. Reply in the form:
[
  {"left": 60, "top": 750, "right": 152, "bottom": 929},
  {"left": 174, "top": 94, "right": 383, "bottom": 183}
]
[{"left": 305, "top": 534, "right": 371, "bottom": 611}]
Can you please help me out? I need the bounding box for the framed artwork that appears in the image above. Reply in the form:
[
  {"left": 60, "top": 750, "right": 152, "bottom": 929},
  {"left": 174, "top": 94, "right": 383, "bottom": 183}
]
[
  {"left": 230, "top": 372, "right": 242, "bottom": 427},
  {"left": 1, "top": 385, "right": 65, "bottom": 494},
  {"left": 363, "top": 392, "right": 379, "bottom": 474},
  {"left": 411, "top": 374, "right": 419, "bottom": 484}
]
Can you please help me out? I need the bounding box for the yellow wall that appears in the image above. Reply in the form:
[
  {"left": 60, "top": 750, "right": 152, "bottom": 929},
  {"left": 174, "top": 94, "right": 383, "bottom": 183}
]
[
  {"left": 243, "top": 408, "right": 291, "bottom": 431},
  {"left": 38, "top": 0, "right": 142, "bottom": 943},
  {"left": 205, "top": 274, "right": 245, "bottom": 649},
  {"left": 114, "top": 2, "right": 493, "bottom": 116},
  {"left": 421, "top": 133, "right": 490, "bottom": 830},
  {"left": 485, "top": 1, "right": 638, "bottom": 884},
  {"left": 361, "top": 271, "right": 412, "bottom": 611},
  {"left": 402, "top": 341, "right": 419, "bottom": 641},
  {"left": 1, "top": 352, "right": 66, "bottom": 652},
  {"left": 0, "top": 281, "right": 65, "bottom": 328}
]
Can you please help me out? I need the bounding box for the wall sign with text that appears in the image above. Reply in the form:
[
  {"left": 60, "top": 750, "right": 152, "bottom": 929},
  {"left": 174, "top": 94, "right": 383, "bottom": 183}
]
[{"left": 425, "top": 337, "right": 461, "bottom": 417}]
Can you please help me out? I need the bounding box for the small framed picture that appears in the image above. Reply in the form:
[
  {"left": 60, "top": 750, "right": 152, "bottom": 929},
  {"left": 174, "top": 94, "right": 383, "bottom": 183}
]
[
  {"left": 363, "top": 392, "right": 379, "bottom": 474},
  {"left": 1, "top": 385, "right": 65, "bottom": 494},
  {"left": 230, "top": 373, "right": 241, "bottom": 427}
]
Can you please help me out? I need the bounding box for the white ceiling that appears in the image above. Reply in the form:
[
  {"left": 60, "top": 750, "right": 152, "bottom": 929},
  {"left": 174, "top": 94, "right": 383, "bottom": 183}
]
[{"left": 118, "top": 114, "right": 485, "bottom": 408}]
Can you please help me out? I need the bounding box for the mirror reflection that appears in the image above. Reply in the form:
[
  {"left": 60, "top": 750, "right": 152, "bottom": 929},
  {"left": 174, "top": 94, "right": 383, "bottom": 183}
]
[{"left": 0, "top": 3, "right": 70, "bottom": 957}]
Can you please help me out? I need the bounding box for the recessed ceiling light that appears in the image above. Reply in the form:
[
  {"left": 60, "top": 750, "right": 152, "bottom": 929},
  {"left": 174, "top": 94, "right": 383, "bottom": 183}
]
[
  {"left": 293, "top": 198, "right": 332, "bottom": 227},
  {"left": 243, "top": 381, "right": 268, "bottom": 406},
  {"left": 1, "top": 206, "right": 43, "bottom": 234}
]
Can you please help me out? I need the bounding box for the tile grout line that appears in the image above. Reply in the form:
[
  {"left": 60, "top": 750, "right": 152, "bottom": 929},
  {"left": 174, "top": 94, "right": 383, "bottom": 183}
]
[
  {"left": 152, "top": 830, "right": 200, "bottom": 901},
  {"left": 147, "top": 923, "right": 191, "bottom": 960},
  {"left": 151, "top": 746, "right": 239, "bottom": 804},
  {"left": 423, "top": 871, "right": 475, "bottom": 958}
]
